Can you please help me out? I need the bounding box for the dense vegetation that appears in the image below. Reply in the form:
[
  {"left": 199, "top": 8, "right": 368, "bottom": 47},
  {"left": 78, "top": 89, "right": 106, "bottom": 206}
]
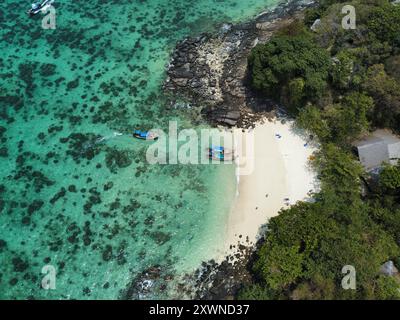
[{"left": 242, "top": 0, "right": 400, "bottom": 299}]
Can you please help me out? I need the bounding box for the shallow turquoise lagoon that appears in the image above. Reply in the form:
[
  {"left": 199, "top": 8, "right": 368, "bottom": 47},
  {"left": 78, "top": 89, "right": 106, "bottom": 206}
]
[{"left": 0, "top": 0, "right": 278, "bottom": 299}]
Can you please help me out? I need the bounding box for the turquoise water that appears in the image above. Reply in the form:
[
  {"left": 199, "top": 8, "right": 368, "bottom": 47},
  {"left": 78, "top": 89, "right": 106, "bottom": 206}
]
[{"left": 0, "top": 0, "right": 278, "bottom": 299}]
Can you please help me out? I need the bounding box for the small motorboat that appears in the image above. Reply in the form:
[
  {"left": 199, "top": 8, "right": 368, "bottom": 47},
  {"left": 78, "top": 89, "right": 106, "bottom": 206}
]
[
  {"left": 27, "top": 0, "right": 54, "bottom": 16},
  {"left": 133, "top": 130, "right": 158, "bottom": 141},
  {"left": 206, "top": 146, "right": 233, "bottom": 155},
  {"left": 208, "top": 150, "right": 235, "bottom": 161}
]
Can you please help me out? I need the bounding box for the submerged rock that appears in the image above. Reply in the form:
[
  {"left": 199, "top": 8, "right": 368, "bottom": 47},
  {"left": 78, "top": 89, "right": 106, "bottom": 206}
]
[
  {"left": 0, "top": 147, "right": 8, "bottom": 157},
  {"left": 12, "top": 257, "right": 29, "bottom": 273},
  {"left": 105, "top": 149, "right": 132, "bottom": 173},
  {"left": 102, "top": 245, "right": 113, "bottom": 262},
  {"left": 0, "top": 239, "right": 7, "bottom": 251},
  {"left": 39, "top": 63, "right": 57, "bottom": 77}
]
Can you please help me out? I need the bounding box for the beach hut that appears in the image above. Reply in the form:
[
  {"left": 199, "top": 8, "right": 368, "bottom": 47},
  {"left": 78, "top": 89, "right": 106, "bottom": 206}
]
[{"left": 353, "top": 129, "right": 400, "bottom": 172}]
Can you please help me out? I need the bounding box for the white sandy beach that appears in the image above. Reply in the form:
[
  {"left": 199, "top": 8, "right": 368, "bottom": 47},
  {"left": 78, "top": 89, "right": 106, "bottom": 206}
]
[{"left": 221, "top": 117, "right": 319, "bottom": 257}]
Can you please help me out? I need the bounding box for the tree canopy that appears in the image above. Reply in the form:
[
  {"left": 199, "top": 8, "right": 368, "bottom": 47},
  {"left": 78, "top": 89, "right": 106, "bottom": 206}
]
[
  {"left": 248, "top": 34, "right": 331, "bottom": 111},
  {"left": 242, "top": 0, "right": 400, "bottom": 300}
]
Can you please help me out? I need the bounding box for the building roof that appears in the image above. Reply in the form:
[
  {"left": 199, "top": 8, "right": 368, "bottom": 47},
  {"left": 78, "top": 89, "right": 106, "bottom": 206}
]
[{"left": 354, "top": 129, "right": 400, "bottom": 171}]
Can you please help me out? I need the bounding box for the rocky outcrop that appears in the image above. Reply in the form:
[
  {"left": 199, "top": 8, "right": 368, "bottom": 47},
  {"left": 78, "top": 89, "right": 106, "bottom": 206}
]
[
  {"left": 310, "top": 18, "right": 322, "bottom": 32},
  {"left": 164, "top": 0, "right": 316, "bottom": 128},
  {"left": 380, "top": 261, "right": 399, "bottom": 277}
]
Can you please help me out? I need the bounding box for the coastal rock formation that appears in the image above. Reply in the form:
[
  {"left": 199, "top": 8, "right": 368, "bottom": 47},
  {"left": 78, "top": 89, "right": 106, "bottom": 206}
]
[
  {"left": 164, "top": 0, "right": 315, "bottom": 127},
  {"left": 160, "top": 240, "right": 260, "bottom": 300}
]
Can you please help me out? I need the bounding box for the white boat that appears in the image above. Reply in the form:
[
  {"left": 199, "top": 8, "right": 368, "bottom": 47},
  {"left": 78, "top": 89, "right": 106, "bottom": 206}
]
[{"left": 27, "top": 0, "right": 54, "bottom": 16}]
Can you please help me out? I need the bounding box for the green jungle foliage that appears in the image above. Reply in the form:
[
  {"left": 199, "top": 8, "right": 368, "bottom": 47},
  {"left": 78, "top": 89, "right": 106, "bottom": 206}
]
[{"left": 242, "top": 0, "right": 400, "bottom": 300}]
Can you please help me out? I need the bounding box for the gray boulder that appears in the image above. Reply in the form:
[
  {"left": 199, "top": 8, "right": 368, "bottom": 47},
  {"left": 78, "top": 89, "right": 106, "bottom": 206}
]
[
  {"left": 380, "top": 261, "right": 399, "bottom": 276},
  {"left": 310, "top": 19, "right": 321, "bottom": 32}
]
